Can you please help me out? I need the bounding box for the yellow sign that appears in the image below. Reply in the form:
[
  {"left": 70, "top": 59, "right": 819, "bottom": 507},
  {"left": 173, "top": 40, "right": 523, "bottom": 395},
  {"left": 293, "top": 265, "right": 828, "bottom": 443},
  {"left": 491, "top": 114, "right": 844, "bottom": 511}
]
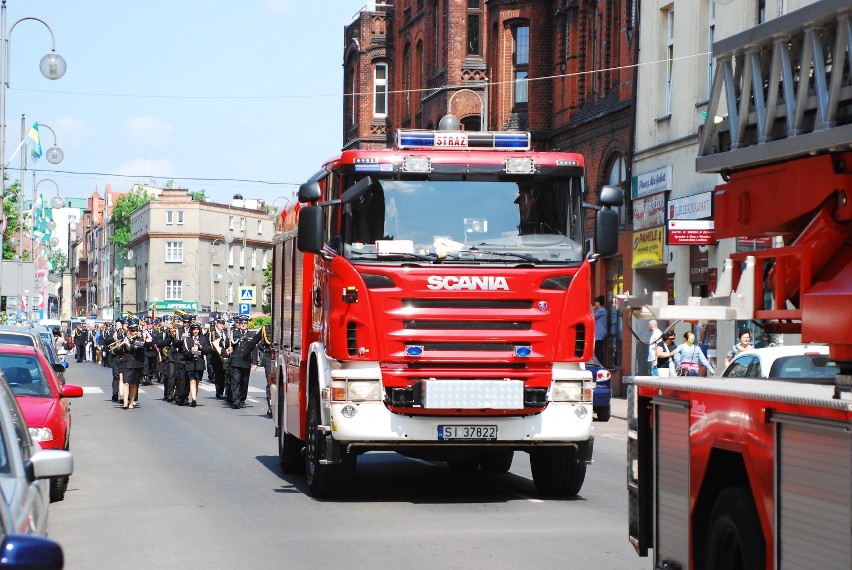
[
  {"left": 632, "top": 227, "right": 665, "bottom": 268},
  {"left": 239, "top": 286, "right": 257, "bottom": 306}
]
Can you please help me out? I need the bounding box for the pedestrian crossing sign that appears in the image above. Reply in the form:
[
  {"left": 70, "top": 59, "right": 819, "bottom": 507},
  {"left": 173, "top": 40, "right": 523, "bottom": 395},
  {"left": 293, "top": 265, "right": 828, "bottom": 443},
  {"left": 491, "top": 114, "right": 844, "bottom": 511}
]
[{"left": 238, "top": 286, "right": 256, "bottom": 306}]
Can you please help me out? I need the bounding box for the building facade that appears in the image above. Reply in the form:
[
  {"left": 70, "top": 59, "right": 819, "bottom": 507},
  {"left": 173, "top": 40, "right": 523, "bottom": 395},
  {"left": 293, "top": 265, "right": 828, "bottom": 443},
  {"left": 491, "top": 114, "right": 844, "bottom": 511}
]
[
  {"left": 632, "top": 0, "right": 819, "bottom": 372},
  {"left": 344, "top": 0, "right": 637, "bottom": 388},
  {"left": 127, "top": 189, "right": 274, "bottom": 317}
]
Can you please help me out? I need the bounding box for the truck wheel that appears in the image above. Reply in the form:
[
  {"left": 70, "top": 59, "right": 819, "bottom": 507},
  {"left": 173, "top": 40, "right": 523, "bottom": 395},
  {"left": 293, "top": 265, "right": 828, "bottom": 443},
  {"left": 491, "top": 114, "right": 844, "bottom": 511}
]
[
  {"left": 278, "top": 394, "right": 302, "bottom": 474},
  {"left": 530, "top": 445, "right": 586, "bottom": 496},
  {"left": 304, "top": 390, "right": 355, "bottom": 497},
  {"left": 595, "top": 406, "right": 611, "bottom": 422},
  {"left": 480, "top": 450, "right": 514, "bottom": 473},
  {"left": 702, "top": 486, "right": 765, "bottom": 570}
]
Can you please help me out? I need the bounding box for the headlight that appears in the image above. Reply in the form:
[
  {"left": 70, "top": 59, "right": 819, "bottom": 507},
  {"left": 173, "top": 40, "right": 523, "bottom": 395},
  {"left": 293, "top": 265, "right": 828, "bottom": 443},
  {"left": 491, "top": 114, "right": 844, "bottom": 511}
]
[
  {"left": 551, "top": 381, "right": 595, "bottom": 402},
  {"left": 330, "top": 380, "right": 382, "bottom": 402},
  {"left": 28, "top": 427, "right": 54, "bottom": 443}
]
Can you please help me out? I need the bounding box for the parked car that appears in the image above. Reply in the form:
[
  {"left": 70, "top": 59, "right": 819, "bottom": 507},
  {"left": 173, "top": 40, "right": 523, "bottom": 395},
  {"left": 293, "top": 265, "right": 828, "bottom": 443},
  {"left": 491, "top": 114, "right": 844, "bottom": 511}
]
[
  {"left": 0, "top": 326, "right": 68, "bottom": 384},
  {"left": 721, "top": 344, "right": 837, "bottom": 380},
  {"left": 0, "top": 363, "right": 73, "bottom": 540},
  {"left": 583, "top": 355, "right": 612, "bottom": 422},
  {"left": 0, "top": 344, "right": 83, "bottom": 502}
]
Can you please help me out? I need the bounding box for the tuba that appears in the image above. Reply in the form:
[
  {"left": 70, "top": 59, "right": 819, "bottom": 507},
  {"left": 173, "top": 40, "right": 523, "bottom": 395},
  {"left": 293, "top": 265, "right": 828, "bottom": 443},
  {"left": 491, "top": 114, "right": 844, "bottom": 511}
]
[{"left": 174, "top": 308, "right": 188, "bottom": 318}]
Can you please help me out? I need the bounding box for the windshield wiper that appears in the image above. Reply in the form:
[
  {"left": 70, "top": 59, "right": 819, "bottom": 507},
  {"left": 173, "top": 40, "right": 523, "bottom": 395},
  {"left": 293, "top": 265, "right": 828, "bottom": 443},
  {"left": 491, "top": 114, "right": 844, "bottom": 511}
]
[
  {"left": 351, "top": 252, "right": 438, "bottom": 262},
  {"left": 463, "top": 247, "right": 540, "bottom": 263}
]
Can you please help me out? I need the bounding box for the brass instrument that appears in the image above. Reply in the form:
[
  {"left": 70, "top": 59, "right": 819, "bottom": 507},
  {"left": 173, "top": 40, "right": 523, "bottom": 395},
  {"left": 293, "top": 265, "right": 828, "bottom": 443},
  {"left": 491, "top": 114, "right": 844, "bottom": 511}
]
[{"left": 174, "top": 308, "right": 188, "bottom": 318}]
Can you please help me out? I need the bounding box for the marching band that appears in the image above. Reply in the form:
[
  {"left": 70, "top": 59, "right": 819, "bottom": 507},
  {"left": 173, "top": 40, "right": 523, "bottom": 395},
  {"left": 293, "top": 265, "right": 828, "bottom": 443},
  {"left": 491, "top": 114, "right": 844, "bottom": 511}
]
[{"left": 94, "top": 312, "right": 272, "bottom": 413}]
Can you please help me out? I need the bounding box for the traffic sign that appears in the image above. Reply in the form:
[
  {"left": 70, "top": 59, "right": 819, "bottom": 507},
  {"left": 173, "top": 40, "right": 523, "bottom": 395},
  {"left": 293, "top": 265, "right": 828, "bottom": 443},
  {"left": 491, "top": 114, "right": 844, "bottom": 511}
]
[
  {"left": 238, "top": 303, "right": 250, "bottom": 315},
  {"left": 239, "top": 286, "right": 256, "bottom": 306}
]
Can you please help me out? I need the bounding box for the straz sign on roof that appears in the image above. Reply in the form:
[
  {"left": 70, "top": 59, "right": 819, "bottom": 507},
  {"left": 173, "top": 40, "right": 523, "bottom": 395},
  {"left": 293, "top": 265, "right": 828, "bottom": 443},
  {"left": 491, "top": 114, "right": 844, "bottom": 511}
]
[
  {"left": 435, "top": 132, "right": 468, "bottom": 147},
  {"left": 395, "top": 130, "right": 531, "bottom": 151}
]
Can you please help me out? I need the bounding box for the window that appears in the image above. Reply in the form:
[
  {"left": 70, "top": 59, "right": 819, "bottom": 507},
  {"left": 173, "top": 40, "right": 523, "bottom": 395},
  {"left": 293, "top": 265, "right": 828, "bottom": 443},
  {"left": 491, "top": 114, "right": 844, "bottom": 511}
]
[
  {"left": 229, "top": 216, "right": 234, "bottom": 231},
  {"left": 403, "top": 43, "right": 412, "bottom": 116},
  {"left": 374, "top": 63, "right": 388, "bottom": 117},
  {"left": 665, "top": 8, "right": 674, "bottom": 116},
  {"left": 165, "top": 280, "right": 183, "bottom": 300},
  {"left": 228, "top": 245, "right": 234, "bottom": 267},
  {"left": 252, "top": 249, "right": 258, "bottom": 270},
  {"left": 240, "top": 246, "right": 246, "bottom": 268},
  {"left": 177, "top": 211, "right": 184, "bottom": 225},
  {"left": 758, "top": 0, "right": 766, "bottom": 24},
  {"left": 166, "top": 210, "right": 174, "bottom": 225},
  {"left": 257, "top": 219, "right": 263, "bottom": 235},
  {"left": 262, "top": 250, "right": 268, "bottom": 268},
  {"left": 165, "top": 241, "right": 183, "bottom": 262},
  {"left": 227, "top": 283, "right": 234, "bottom": 304},
  {"left": 513, "top": 25, "right": 530, "bottom": 104},
  {"left": 467, "top": 0, "right": 481, "bottom": 56}
]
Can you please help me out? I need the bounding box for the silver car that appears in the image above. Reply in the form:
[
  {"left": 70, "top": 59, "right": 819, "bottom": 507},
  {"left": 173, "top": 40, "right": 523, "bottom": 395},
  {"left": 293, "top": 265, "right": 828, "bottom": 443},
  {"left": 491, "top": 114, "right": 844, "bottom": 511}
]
[{"left": 0, "top": 369, "right": 73, "bottom": 537}]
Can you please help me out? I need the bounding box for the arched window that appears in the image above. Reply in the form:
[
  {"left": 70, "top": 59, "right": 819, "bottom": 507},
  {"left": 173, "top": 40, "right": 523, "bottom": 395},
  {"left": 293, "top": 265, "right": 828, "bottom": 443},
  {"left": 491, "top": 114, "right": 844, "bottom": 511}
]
[
  {"left": 403, "top": 43, "right": 412, "bottom": 117},
  {"left": 512, "top": 24, "right": 530, "bottom": 105},
  {"left": 374, "top": 63, "right": 388, "bottom": 117}
]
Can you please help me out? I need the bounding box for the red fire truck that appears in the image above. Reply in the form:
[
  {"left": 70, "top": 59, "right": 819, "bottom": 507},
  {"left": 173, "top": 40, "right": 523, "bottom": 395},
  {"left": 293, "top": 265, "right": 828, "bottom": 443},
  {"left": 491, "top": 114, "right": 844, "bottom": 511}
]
[
  {"left": 626, "top": 1, "right": 851, "bottom": 568},
  {"left": 269, "top": 125, "right": 621, "bottom": 497}
]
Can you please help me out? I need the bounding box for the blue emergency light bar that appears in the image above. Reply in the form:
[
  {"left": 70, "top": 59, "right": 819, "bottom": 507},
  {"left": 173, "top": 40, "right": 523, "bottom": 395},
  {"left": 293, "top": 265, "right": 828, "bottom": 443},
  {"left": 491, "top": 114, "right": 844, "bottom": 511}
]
[{"left": 396, "top": 130, "right": 531, "bottom": 151}]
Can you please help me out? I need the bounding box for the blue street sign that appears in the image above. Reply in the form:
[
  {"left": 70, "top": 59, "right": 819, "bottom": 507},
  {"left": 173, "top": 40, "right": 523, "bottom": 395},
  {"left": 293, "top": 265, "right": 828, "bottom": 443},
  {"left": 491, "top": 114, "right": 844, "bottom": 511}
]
[{"left": 238, "top": 303, "right": 250, "bottom": 315}]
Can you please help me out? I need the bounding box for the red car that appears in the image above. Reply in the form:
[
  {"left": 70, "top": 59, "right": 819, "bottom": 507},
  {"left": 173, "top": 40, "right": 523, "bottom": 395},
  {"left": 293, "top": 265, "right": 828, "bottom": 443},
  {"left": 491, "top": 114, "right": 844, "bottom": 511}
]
[{"left": 0, "top": 344, "right": 83, "bottom": 501}]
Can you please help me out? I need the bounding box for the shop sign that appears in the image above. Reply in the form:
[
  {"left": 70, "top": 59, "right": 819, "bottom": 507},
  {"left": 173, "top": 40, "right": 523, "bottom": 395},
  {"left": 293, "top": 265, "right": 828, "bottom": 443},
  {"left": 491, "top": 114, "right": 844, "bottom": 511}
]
[
  {"left": 668, "top": 191, "right": 712, "bottom": 221},
  {"left": 147, "top": 301, "right": 198, "bottom": 311},
  {"left": 736, "top": 236, "right": 774, "bottom": 249},
  {"left": 633, "top": 192, "right": 666, "bottom": 230},
  {"left": 668, "top": 219, "right": 715, "bottom": 245},
  {"left": 631, "top": 165, "right": 672, "bottom": 199},
  {"left": 632, "top": 226, "right": 665, "bottom": 268}
]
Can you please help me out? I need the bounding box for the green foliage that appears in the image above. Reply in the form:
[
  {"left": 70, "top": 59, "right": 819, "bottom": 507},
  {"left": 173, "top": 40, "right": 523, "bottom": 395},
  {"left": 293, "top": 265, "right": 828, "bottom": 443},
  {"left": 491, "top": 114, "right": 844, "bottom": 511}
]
[
  {"left": 109, "top": 186, "right": 154, "bottom": 256},
  {"left": 191, "top": 190, "right": 206, "bottom": 201},
  {"left": 49, "top": 250, "right": 67, "bottom": 272},
  {"left": 2, "top": 181, "right": 22, "bottom": 260},
  {"left": 250, "top": 314, "right": 271, "bottom": 329}
]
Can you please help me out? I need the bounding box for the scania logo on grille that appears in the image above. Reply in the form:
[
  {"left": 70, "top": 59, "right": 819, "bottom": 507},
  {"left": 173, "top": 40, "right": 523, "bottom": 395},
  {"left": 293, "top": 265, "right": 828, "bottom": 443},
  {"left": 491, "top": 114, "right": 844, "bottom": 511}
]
[
  {"left": 426, "top": 275, "right": 509, "bottom": 291},
  {"left": 537, "top": 301, "right": 548, "bottom": 311}
]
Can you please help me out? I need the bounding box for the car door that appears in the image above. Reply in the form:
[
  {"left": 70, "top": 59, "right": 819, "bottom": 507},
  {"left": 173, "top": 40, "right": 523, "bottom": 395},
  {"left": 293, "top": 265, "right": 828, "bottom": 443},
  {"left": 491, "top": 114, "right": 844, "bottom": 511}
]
[
  {"left": 723, "top": 354, "right": 759, "bottom": 378},
  {"left": 0, "top": 380, "right": 46, "bottom": 535}
]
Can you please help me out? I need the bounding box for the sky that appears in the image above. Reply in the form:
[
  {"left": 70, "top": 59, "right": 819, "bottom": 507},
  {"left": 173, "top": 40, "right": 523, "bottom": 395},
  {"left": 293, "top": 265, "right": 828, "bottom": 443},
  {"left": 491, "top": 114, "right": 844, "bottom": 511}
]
[{"left": 3, "top": 0, "right": 372, "bottom": 208}]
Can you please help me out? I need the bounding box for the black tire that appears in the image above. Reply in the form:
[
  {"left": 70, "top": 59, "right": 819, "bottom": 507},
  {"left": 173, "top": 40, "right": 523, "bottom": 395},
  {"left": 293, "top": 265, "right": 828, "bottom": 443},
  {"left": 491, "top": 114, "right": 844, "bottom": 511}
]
[
  {"left": 278, "top": 388, "right": 302, "bottom": 474},
  {"left": 49, "top": 476, "right": 68, "bottom": 503},
  {"left": 595, "top": 405, "right": 611, "bottom": 422},
  {"left": 702, "top": 486, "right": 765, "bottom": 570},
  {"left": 304, "top": 390, "right": 355, "bottom": 497},
  {"left": 480, "top": 449, "right": 514, "bottom": 473},
  {"left": 530, "top": 445, "right": 586, "bottom": 496}
]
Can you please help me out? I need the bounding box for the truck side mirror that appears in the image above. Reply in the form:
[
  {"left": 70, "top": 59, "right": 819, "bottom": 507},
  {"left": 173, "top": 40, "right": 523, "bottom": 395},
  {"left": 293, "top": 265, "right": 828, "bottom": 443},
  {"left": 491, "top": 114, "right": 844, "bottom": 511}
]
[
  {"left": 297, "top": 205, "right": 324, "bottom": 254},
  {"left": 298, "top": 182, "right": 322, "bottom": 203},
  {"left": 596, "top": 209, "right": 619, "bottom": 257}
]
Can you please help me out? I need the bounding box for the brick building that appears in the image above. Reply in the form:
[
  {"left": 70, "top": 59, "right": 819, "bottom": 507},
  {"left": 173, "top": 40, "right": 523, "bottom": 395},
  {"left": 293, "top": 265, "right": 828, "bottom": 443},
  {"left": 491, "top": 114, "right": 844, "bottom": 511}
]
[{"left": 343, "top": 0, "right": 637, "bottom": 386}]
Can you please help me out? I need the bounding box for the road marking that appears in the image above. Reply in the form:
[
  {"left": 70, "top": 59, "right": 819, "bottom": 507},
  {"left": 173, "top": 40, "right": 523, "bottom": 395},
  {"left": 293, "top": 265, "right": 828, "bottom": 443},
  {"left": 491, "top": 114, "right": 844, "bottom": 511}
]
[{"left": 82, "top": 387, "right": 104, "bottom": 394}]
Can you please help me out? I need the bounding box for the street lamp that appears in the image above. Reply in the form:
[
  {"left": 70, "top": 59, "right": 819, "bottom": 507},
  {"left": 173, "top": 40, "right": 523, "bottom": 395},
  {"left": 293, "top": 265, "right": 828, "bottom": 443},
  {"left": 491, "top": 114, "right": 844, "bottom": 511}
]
[{"left": 0, "top": 2, "right": 65, "bottom": 319}]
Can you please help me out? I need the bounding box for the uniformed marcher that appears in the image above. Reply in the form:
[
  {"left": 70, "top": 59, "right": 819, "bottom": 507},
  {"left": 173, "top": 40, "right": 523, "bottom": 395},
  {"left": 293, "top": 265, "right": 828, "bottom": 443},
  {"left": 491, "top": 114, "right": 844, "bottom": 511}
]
[
  {"left": 202, "top": 315, "right": 231, "bottom": 400},
  {"left": 172, "top": 314, "right": 194, "bottom": 405},
  {"left": 73, "top": 324, "right": 89, "bottom": 363},
  {"left": 257, "top": 323, "right": 274, "bottom": 416},
  {"left": 118, "top": 321, "right": 146, "bottom": 409},
  {"left": 182, "top": 323, "right": 205, "bottom": 407},
  {"left": 156, "top": 320, "right": 177, "bottom": 401},
  {"left": 142, "top": 318, "right": 159, "bottom": 385},
  {"left": 102, "top": 320, "right": 120, "bottom": 401},
  {"left": 227, "top": 315, "right": 262, "bottom": 409}
]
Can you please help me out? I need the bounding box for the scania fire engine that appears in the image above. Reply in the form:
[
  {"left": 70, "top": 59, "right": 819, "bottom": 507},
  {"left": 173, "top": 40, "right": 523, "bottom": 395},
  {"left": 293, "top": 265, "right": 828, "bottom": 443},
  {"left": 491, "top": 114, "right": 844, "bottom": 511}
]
[
  {"left": 626, "top": 1, "right": 852, "bottom": 568},
  {"left": 269, "top": 124, "right": 621, "bottom": 497}
]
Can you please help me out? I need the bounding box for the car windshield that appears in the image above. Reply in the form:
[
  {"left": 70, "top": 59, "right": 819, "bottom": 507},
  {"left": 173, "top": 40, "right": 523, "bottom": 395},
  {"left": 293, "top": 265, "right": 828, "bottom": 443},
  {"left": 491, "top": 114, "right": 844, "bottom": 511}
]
[
  {"left": 340, "top": 179, "right": 584, "bottom": 263},
  {"left": 768, "top": 354, "right": 838, "bottom": 379},
  {"left": 0, "top": 334, "right": 34, "bottom": 347},
  {"left": 0, "top": 355, "right": 53, "bottom": 398}
]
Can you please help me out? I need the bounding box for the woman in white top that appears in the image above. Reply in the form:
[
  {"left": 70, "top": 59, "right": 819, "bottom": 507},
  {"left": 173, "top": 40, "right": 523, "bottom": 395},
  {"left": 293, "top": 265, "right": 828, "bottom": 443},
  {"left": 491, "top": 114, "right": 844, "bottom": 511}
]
[
  {"left": 725, "top": 329, "right": 753, "bottom": 367},
  {"left": 673, "top": 331, "right": 715, "bottom": 376}
]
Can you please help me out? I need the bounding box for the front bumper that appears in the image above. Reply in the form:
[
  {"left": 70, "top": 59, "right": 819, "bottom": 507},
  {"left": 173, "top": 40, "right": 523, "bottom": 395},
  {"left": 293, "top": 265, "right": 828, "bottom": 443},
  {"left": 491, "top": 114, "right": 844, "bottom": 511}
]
[{"left": 328, "top": 399, "right": 592, "bottom": 447}]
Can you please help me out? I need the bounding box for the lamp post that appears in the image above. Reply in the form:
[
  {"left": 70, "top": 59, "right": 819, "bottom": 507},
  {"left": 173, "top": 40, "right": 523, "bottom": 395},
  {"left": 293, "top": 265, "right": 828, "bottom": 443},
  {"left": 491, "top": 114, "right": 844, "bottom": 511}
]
[{"left": 0, "top": 2, "right": 65, "bottom": 320}]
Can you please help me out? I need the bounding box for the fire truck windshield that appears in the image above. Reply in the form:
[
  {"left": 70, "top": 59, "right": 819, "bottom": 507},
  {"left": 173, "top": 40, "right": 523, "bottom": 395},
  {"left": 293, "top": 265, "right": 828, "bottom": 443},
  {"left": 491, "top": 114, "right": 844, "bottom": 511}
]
[{"left": 341, "top": 178, "right": 584, "bottom": 263}]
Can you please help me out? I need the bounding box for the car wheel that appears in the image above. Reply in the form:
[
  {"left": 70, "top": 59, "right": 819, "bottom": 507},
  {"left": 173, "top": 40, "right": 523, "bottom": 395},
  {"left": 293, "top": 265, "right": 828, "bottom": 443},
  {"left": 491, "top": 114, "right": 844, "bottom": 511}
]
[
  {"left": 49, "top": 476, "right": 68, "bottom": 503},
  {"left": 594, "top": 405, "right": 611, "bottom": 422}
]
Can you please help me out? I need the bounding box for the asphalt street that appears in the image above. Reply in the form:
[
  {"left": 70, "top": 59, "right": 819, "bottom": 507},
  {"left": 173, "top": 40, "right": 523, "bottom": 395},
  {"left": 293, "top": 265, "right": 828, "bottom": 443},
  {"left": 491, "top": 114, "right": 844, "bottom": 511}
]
[{"left": 48, "top": 360, "right": 646, "bottom": 570}]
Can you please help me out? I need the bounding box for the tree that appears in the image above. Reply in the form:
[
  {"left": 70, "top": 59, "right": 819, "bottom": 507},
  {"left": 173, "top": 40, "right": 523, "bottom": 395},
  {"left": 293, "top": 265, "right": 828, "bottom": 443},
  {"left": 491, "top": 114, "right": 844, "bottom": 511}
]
[
  {"left": 109, "top": 186, "right": 155, "bottom": 257},
  {"left": 191, "top": 190, "right": 206, "bottom": 201},
  {"left": 49, "top": 250, "right": 67, "bottom": 272},
  {"left": 2, "top": 181, "right": 22, "bottom": 260}
]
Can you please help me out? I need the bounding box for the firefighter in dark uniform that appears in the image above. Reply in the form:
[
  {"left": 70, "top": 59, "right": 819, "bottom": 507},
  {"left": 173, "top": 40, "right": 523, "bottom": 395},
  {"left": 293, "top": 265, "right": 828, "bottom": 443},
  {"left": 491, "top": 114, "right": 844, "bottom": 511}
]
[
  {"left": 202, "top": 315, "right": 231, "bottom": 400},
  {"left": 118, "top": 320, "right": 146, "bottom": 409},
  {"left": 172, "top": 314, "right": 194, "bottom": 405},
  {"left": 227, "top": 315, "right": 262, "bottom": 409},
  {"left": 103, "top": 320, "right": 120, "bottom": 401},
  {"left": 141, "top": 318, "right": 159, "bottom": 385},
  {"left": 181, "top": 323, "right": 205, "bottom": 407},
  {"left": 73, "top": 323, "right": 88, "bottom": 363},
  {"left": 257, "top": 323, "right": 274, "bottom": 417},
  {"left": 156, "top": 319, "right": 178, "bottom": 401}
]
